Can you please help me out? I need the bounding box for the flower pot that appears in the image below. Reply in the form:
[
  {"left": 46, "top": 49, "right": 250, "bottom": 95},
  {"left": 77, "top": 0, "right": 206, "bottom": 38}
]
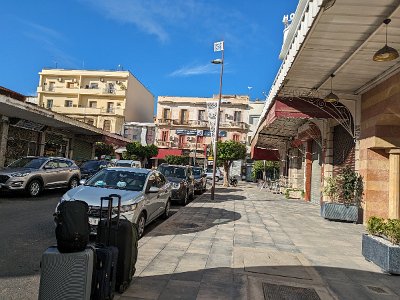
[
  {"left": 320, "top": 202, "right": 362, "bottom": 223},
  {"left": 362, "top": 234, "right": 400, "bottom": 275}
]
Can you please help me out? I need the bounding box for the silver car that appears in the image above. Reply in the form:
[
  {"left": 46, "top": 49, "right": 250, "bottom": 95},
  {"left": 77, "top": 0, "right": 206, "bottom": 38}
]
[
  {"left": 58, "top": 167, "right": 172, "bottom": 238},
  {"left": 0, "top": 156, "right": 80, "bottom": 197}
]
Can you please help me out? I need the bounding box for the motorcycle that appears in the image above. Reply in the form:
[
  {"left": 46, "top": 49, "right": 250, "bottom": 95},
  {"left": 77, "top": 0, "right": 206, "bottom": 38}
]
[{"left": 229, "top": 176, "right": 238, "bottom": 187}]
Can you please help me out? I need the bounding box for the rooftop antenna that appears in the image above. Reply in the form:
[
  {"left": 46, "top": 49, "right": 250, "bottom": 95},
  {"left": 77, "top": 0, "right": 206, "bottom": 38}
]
[
  {"left": 117, "top": 64, "right": 123, "bottom": 71},
  {"left": 54, "top": 61, "right": 58, "bottom": 68},
  {"left": 82, "top": 60, "right": 85, "bottom": 69}
]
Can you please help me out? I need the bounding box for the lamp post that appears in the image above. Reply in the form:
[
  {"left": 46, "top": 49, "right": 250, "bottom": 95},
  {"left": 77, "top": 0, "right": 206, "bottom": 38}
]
[{"left": 210, "top": 41, "right": 224, "bottom": 201}]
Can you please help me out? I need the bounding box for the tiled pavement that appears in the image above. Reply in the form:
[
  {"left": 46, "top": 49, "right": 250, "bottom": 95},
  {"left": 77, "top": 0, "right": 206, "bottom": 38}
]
[{"left": 117, "top": 184, "right": 400, "bottom": 300}]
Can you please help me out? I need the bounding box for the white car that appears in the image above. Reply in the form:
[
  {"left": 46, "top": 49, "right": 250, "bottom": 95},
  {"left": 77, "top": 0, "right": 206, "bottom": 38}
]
[
  {"left": 205, "top": 168, "right": 223, "bottom": 182},
  {"left": 115, "top": 160, "right": 141, "bottom": 168}
]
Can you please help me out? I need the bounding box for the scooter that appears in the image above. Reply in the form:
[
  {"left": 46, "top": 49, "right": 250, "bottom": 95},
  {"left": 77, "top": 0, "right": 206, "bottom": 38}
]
[{"left": 229, "top": 176, "right": 238, "bottom": 187}]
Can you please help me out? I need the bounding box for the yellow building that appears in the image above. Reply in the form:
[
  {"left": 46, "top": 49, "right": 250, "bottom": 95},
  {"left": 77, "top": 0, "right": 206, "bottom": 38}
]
[{"left": 37, "top": 69, "right": 154, "bottom": 134}]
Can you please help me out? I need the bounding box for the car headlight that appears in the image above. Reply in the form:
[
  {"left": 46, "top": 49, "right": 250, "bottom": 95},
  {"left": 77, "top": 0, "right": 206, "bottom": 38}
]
[
  {"left": 10, "top": 172, "right": 30, "bottom": 177},
  {"left": 120, "top": 203, "right": 138, "bottom": 213}
]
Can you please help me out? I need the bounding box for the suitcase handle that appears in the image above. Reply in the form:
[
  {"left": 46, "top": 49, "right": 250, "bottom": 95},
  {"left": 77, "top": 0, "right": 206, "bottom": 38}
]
[{"left": 99, "top": 194, "right": 122, "bottom": 245}]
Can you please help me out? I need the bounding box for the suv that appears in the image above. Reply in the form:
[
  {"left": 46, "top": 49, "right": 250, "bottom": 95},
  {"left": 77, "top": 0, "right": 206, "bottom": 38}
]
[
  {"left": 158, "top": 164, "right": 195, "bottom": 205},
  {"left": 0, "top": 156, "right": 80, "bottom": 197},
  {"left": 80, "top": 160, "right": 112, "bottom": 179}
]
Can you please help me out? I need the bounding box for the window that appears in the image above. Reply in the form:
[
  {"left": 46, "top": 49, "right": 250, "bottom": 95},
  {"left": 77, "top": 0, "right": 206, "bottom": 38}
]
[
  {"left": 67, "top": 82, "right": 75, "bottom": 89},
  {"left": 163, "top": 108, "right": 171, "bottom": 120},
  {"left": 48, "top": 82, "right": 55, "bottom": 91},
  {"left": 178, "top": 135, "right": 185, "bottom": 146},
  {"left": 64, "top": 100, "right": 73, "bottom": 107},
  {"left": 46, "top": 99, "right": 53, "bottom": 109},
  {"left": 57, "top": 160, "right": 69, "bottom": 168},
  {"left": 103, "top": 120, "right": 111, "bottom": 132},
  {"left": 198, "top": 110, "right": 206, "bottom": 121},
  {"left": 249, "top": 115, "right": 260, "bottom": 125},
  {"left": 234, "top": 111, "right": 241, "bottom": 122},
  {"left": 107, "top": 83, "right": 115, "bottom": 93},
  {"left": 44, "top": 160, "right": 58, "bottom": 169},
  {"left": 180, "top": 109, "right": 188, "bottom": 124},
  {"left": 233, "top": 134, "right": 240, "bottom": 142},
  {"left": 197, "top": 136, "right": 204, "bottom": 145},
  {"left": 90, "top": 82, "right": 98, "bottom": 89},
  {"left": 89, "top": 101, "right": 97, "bottom": 108},
  {"left": 107, "top": 102, "right": 114, "bottom": 113},
  {"left": 161, "top": 131, "right": 169, "bottom": 142}
]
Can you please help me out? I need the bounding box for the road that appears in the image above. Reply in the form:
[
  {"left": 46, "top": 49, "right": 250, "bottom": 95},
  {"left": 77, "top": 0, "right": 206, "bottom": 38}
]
[{"left": 0, "top": 189, "right": 182, "bottom": 300}]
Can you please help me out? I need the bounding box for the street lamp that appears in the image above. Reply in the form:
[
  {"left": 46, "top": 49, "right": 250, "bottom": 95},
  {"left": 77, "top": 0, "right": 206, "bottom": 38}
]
[{"left": 210, "top": 41, "right": 224, "bottom": 201}]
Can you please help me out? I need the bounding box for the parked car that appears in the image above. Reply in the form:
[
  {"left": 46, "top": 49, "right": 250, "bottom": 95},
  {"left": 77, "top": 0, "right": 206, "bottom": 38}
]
[
  {"left": 58, "top": 167, "right": 171, "bottom": 238},
  {"left": 80, "top": 160, "right": 112, "bottom": 179},
  {"left": 205, "top": 167, "right": 223, "bottom": 182},
  {"left": 193, "top": 167, "right": 207, "bottom": 194},
  {"left": 115, "top": 160, "right": 141, "bottom": 168},
  {"left": 158, "top": 164, "right": 195, "bottom": 205},
  {"left": 0, "top": 156, "right": 80, "bottom": 197}
]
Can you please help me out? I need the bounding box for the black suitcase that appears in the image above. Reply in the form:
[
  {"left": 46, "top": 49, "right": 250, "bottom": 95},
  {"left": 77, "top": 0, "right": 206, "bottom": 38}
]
[
  {"left": 96, "top": 194, "right": 139, "bottom": 293},
  {"left": 92, "top": 196, "right": 119, "bottom": 300}
]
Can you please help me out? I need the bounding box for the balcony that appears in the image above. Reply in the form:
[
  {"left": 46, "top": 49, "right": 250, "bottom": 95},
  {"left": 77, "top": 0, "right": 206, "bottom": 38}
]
[
  {"left": 190, "top": 120, "right": 209, "bottom": 127},
  {"left": 37, "top": 86, "right": 125, "bottom": 96},
  {"left": 157, "top": 119, "right": 173, "bottom": 126},
  {"left": 219, "top": 121, "right": 249, "bottom": 130},
  {"left": 51, "top": 106, "right": 125, "bottom": 116}
]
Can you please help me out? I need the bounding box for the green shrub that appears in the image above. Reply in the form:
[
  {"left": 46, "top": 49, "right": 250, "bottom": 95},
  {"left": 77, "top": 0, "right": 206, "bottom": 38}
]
[
  {"left": 384, "top": 219, "right": 400, "bottom": 245},
  {"left": 366, "top": 216, "right": 385, "bottom": 236}
]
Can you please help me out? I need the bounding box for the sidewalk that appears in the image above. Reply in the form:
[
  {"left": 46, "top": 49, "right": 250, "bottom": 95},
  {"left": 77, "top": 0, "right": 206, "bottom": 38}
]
[{"left": 118, "top": 184, "right": 400, "bottom": 300}]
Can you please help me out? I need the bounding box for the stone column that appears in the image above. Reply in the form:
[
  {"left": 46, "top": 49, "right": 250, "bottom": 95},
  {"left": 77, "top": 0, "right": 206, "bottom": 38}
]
[
  {"left": 38, "top": 131, "right": 46, "bottom": 156},
  {"left": 388, "top": 149, "right": 400, "bottom": 219},
  {"left": 304, "top": 140, "right": 312, "bottom": 202},
  {"left": 0, "top": 116, "right": 9, "bottom": 167}
]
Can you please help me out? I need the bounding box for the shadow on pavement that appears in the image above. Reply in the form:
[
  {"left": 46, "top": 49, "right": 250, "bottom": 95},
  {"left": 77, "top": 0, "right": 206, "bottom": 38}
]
[
  {"left": 126, "top": 266, "right": 400, "bottom": 300},
  {"left": 196, "top": 193, "right": 246, "bottom": 203},
  {"left": 146, "top": 207, "right": 241, "bottom": 237}
]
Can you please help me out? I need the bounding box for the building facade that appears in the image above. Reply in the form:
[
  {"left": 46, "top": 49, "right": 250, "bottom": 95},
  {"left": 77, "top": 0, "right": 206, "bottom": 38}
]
[
  {"left": 123, "top": 122, "right": 156, "bottom": 146},
  {"left": 37, "top": 69, "right": 154, "bottom": 134},
  {"left": 155, "top": 95, "right": 250, "bottom": 162}
]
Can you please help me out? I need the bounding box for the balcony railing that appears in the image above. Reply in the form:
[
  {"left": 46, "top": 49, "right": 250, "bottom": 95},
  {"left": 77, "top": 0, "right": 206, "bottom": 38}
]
[
  {"left": 37, "top": 86, "right": 125, "bottom": 96},
  {"left": 50, "top": 106, "right": 124, "bottom": 116},
  {"left": 156, "top": 141, "right": 170, "bottom": 147},
  {"left": 157, "top": 119, "right": 173, "bottom": 125},
  {"left": 219, "top": 121, "right": 249, "bottom": 130}
]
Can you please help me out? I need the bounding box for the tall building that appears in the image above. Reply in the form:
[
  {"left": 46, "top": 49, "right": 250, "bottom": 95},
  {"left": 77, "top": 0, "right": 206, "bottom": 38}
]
[
  {"left": 155, "top": 95, "right": 249, "bottom": 163},
  {"left": 123, "top": 122, "right": 156, "bottom": 146},
  {"left": 37, "top": 69, "right": 154, "bottom": 134}
]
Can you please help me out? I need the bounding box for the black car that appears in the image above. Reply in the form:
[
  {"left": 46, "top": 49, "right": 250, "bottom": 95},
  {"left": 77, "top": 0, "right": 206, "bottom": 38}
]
[
  {"left": 79, "top": 160, "right": 111, "bottom": 179},
  {"left": 158, "top": 164, "right": 195, "bottom": 205},
  {"left": 193, "top": 167, "right": 207, "bottom": 194}
]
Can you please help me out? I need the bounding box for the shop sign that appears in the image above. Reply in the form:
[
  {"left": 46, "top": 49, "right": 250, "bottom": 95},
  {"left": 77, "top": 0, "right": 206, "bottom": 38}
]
[
  {"left": 203, "top": 130, "right": 227, "bottom": 137},
  {"left": 176, "top": 129, "right": 198, "bottom": 136}
]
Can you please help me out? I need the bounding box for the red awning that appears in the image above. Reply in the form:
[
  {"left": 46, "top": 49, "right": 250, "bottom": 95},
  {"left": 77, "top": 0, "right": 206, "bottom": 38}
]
[
  {"left": 152, "top": 148, "right": 183, "bottom": 160},
  {"left": 251, "top": 147, "right": 280, "bottom": 161}
]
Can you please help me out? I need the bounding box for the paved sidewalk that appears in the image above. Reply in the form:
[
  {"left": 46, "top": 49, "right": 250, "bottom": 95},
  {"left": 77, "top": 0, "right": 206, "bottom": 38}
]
[{"left": 118, "top": 184, "right": 400, "bottom": 300}]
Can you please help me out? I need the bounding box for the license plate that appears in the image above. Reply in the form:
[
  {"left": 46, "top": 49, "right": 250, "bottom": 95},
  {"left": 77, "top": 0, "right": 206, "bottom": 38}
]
[{"left": 89, "top": 217, "right": 99, "bottom": 226}]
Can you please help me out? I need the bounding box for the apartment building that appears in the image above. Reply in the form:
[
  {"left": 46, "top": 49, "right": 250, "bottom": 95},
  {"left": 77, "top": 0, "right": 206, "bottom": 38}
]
[
  {"left": 123, "top": 122, "right": 156, "bottom": 146},
  {"left": 37, "top": 69, "right": 154, "bottom": 134},
  {"left": 155, "top": 95, "right": 250, "bottom": 161}
]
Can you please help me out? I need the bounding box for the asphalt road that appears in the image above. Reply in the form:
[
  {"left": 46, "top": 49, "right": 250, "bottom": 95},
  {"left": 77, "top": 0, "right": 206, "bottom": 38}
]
[{"left": 0, "top": 188, "right": 182, "bottom": 300}]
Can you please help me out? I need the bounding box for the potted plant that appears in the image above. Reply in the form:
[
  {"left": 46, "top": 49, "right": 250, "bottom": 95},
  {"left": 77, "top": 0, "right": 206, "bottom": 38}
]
[
  {"left": 362, "top": 217, "right": 400, "bottom": 274},
  {"left": 321, "top": 166, "right": 363, "bottom": 223}
]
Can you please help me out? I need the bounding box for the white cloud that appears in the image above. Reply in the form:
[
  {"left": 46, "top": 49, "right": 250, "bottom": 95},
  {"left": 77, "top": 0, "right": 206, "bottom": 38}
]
[{"left": 169, "top": 63, "right": 221, "bottom": 77}]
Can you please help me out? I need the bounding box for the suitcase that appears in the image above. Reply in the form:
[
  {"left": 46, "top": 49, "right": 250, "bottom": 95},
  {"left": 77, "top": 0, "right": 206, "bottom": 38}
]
[
  {"left": 96, "top": 194, "right": 139, "bottom": 293},
  {"left": 92, "top": 196, "right": 119, "bottom": 300},
  {"left": 38, "top": 246, "right": 94, "bottom": 300}
]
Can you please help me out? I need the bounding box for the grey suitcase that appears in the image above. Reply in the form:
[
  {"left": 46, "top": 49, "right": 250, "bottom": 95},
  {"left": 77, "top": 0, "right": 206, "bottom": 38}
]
[{"left": 39, "top": 246, "right": 94, "bottom": 300}]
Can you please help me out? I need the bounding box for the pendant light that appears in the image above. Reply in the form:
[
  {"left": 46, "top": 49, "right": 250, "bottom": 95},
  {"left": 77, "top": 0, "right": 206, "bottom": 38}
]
[
  {"left": 324, "top": 74, "right": 339, "bottom": 103},
  {"left": 373, "top": 19, "right": 399, "bottom": 62}
]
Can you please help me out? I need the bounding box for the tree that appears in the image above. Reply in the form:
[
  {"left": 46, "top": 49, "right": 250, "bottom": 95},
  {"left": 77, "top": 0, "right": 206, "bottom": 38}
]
[
  {"left": 216, "top": 141, "right": 246, "bottom": 187},
  {"left": 165, "top": 155, "right": 190, "bottom": 165},
  {"left": 251, "top": 160, "right": 280, "bottom": 181},
  {"left": 125, "top": 142, "right": 159, "bottom": 167},
  {"left": 94, "top": 142, "right": 114, "bottom": 158}
]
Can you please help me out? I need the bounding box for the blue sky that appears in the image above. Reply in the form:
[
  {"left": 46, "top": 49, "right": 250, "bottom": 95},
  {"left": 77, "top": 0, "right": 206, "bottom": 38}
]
[{"left": 0, "top": 0, "right": 298, "bottom": 102}]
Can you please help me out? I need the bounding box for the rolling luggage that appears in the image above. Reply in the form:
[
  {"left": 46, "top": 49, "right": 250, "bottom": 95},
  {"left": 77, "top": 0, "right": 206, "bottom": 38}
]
[
  {"left": 96, "top": 194, "right": 139, "bottom": 293},
  {"left": 38, "top": 246, "right": 94, "bottom": 300},
  {"left": 92, "top": 196, "right": 119, "bottom": 300},
  {"left": 55, "top": 200, "right": 90, "bottom": 253}
]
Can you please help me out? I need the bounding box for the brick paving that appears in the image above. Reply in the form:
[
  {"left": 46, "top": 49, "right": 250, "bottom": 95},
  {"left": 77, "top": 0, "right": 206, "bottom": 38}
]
[{"left": 117, "top": 183, "right": 400, "bottom": 300}]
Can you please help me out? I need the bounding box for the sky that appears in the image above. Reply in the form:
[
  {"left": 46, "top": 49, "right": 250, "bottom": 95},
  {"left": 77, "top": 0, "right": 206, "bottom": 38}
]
[{"left": 0, "top": 0, "right": 298, "bottom": 103}]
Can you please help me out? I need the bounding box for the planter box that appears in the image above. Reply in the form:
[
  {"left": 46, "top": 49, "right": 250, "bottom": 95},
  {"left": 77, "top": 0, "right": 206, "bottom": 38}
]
[
  {"left": 320, "top": 202, "right": 362, "bottom": 223},
  {"left": 362, "top": 234, "right": 400, "bottom": 275},
  {"left": 286, "top": 190, "right": 303, "bottom": 199}
]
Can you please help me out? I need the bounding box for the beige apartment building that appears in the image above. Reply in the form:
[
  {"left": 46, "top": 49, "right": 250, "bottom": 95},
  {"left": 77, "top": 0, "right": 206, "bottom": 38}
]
[
  {"left": 155, "top": 95, "right": 249, "bottom": 162},
  {"left": 37, "top": 69, "right": 154, "bottom": 134}
]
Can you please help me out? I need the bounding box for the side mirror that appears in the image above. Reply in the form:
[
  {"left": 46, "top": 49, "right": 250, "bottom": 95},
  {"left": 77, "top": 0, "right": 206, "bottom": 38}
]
[
  {"left": 79, "top": 179, "right": 87, "bottom": 185},
  {"left": 148, "top": 186, "right": 159, "bottom": 193}
]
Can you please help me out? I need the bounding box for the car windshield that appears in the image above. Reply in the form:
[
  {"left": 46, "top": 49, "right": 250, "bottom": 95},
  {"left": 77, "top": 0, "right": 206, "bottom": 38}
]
[
  {"left": 85, "top": 169, "right": 147, "bottom": 191},
  {"left": 8, "top": 157, "right": 47, "bottom": 169},
  {"left": 116, "top": 163, "right": 132, "bottom": 167},
  {"left": 80, "top": 161, "right": 102, "bottom": 170},
  {"left": 158, "top": 166, "right": 186, "bottom": 179},
  {"left": 193, "top": 168, "right": 202, "bottom": 178}
]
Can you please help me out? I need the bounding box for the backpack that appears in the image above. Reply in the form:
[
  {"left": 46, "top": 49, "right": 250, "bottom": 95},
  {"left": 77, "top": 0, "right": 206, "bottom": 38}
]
[{"left": 55, "top": 200, "right": 90, "bottom": 253}]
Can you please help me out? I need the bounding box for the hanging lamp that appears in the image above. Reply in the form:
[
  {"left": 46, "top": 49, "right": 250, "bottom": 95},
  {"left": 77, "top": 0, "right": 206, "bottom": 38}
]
[
  {"left": 373, "top": 19, "right": 399, "bottom": 62},
  {"left": 324, "top": 74, "right": 339, "bottom": 103}
]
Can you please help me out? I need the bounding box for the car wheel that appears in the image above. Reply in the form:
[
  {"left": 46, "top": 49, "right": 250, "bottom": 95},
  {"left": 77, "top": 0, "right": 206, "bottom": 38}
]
[
  {"left": 162, "top": 199, "right": 171, "bottom": 219},
  {"left": 27, "top": 179, "right": 42, "bottom": 197},
  {"left": 68, "top": 177, "right": 79, "bottom": 190},
  {"left": 180, "top": 190, "right": 188, "bottom": 206},
  {"left": 136, "top": 212, "right": 146, "bottom": 238}
]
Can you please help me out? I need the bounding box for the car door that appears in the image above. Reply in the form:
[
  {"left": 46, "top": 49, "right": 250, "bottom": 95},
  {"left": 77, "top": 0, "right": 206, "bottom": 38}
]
[
  {"left": 57, "top": 159, "right": 72, "bottom": 186},
  {"left": 144, "top": 172, "right": 159, "bottom": 222},
  {"left": 155, "top": 172, "right": 169, "bottom": 216},
  {"left": 41, "top": 159, "right": 62, "bottom": 187}
]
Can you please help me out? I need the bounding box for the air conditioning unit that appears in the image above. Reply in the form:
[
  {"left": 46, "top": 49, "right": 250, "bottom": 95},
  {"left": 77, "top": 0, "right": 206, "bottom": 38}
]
[
  {"left": 116, "top": 80, "right": 121, "bottom": 84},
  {"left": 72, "top": 78, "right": 77, "bottom": 83},
  {"left": 100, "top": 78, "right": 104, "bottom": 82}
]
